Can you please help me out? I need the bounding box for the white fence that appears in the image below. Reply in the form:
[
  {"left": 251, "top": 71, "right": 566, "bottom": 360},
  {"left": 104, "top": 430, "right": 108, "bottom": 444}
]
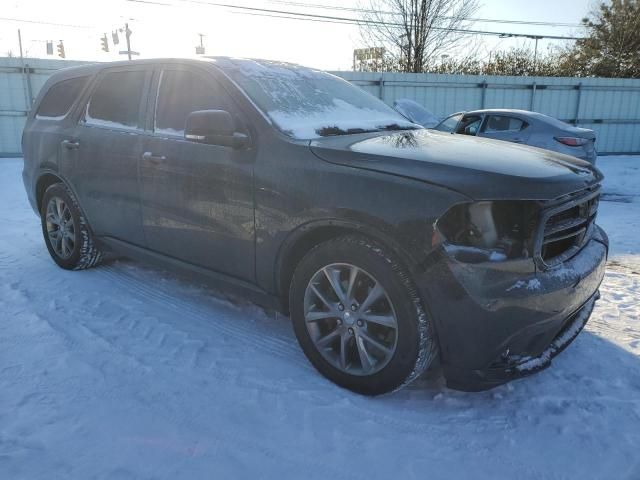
[
  {"left": 1, "top": 57, "right": 639, "bottom": 155},
  {"left": 333, "top": 71, "right": 640, "bottom": 155}
]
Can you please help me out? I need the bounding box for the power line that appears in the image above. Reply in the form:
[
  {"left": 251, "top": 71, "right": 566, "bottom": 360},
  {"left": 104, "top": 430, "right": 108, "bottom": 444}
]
[
  {"left": 1, "top": 2, "right": 581, "bottom": 40},
  {"left": 127, "top": 0, "right": 586, "bottom": 40},
  {"left": 0, "top": 16, "right": 96, "bottom": 29},
  {"left": 263, "top": 0, "right": 584, "bottom": 28}
]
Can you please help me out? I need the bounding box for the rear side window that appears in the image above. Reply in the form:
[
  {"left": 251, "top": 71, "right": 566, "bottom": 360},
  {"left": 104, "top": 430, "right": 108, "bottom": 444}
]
[
  {"left": 154, "top": 69, "right": 232, "bottom": 135},
  {"left": 85, "top": 70, "right": 146, "bottom": 129},
  {"left": 36, "top": 76, "right": 88, "bottom": 119},
  {"left": 484, "top": 115, "right": 527, "bottom": 133}
]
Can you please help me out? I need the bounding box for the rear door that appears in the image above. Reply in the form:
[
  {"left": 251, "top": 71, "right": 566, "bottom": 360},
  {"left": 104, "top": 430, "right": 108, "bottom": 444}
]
[
  {"left": 23, "top": 74, "right": 91, "bottom": 211},
  {"left": 478, "top": 114, "right": 530, "bottom": 144},
  {"left": 70, "top": 66, "right": 151, "bottom": 246},
  {"left": 138, "top": 65, "right": 256, "bottom": 281}
]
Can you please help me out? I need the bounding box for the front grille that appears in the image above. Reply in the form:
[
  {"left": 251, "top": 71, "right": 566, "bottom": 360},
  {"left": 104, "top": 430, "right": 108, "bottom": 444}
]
[{"left": 536, "top": 187, "right": 600, "bottom": 267}]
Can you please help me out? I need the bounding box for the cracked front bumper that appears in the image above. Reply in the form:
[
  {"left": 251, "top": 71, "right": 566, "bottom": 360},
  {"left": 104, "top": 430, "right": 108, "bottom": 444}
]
[{"left": 418, "top": 225, "right": 608, "bottom": 391}]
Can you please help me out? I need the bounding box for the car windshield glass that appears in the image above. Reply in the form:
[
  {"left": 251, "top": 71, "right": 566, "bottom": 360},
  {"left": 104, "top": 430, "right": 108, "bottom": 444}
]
[
  {"left": 434, "top": 113, "right": 462, "bottom": 132},
  {"left": 217, "top": 58, "right": 419, "bottom": 139},
  {"left": 393, "top": 99, "right": 440, "bottom": 128}
]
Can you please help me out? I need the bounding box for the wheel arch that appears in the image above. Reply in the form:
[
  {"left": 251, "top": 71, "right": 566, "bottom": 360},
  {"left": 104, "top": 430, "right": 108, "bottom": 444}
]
[
  {"left": 275, "top": 219, "right": 419, "bottom": 312},
  {"left": 35, "top": 172, "right": 94, "bottom": 238},
  {"left": 35, "top": 171, "right": 66, "bottom": 213}
]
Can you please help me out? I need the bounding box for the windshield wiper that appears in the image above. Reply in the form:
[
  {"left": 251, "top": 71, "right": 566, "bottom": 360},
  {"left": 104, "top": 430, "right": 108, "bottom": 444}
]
[
  {"left": 379, "top": 123, "right": 421, "bottom": 131},
  {"left": 317, "top": 126, "right": 376, "bottom": 137},
  {"left": 317, "top": 124, "right": 420, "bottom": 137}
]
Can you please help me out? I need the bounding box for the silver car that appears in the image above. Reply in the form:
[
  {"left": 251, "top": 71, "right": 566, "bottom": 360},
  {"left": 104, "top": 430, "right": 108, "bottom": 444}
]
[{"left": 434, "top": 109, "right": 597, "bottom": 165}]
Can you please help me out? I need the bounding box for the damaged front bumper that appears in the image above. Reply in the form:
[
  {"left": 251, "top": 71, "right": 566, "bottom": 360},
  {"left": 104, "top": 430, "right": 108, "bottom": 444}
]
[{"left": 418, "top": 225, "right": 608, "bottom": 392}]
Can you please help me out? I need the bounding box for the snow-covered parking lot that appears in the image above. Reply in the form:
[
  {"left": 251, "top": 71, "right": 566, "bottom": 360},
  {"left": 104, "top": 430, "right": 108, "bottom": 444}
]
[{"left": 1, "top": 156, "right": 639, "bottom": 480}]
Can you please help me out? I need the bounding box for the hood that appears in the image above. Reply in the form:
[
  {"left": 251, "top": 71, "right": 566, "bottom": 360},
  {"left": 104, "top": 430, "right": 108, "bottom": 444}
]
[{"left": 309, "top": 129, "right": 602, "bottom": 201}]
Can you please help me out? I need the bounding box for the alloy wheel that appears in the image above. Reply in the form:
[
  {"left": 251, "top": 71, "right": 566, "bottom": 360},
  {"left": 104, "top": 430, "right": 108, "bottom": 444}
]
[
  {"left": 303, "top": 263, "right": 398, "bottom": 376},
  {"left": 45, "top": 197, "right": 76, "bottom": 259}
]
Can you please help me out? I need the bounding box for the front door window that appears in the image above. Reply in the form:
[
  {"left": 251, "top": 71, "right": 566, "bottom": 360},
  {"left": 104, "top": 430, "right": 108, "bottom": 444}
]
[{"left": 456, "top": 115, "right": 482, "bottom": 136}]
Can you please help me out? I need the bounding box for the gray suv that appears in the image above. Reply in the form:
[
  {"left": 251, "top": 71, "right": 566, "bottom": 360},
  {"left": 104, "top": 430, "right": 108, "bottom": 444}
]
[{"left": 22, "top": 58, "right": 608, "bottom": 395}]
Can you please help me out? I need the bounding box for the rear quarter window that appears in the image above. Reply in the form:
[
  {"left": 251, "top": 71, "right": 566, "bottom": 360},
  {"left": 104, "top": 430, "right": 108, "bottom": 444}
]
[{"left": 36, "top": 76, "right": 89, "bottom": 119}]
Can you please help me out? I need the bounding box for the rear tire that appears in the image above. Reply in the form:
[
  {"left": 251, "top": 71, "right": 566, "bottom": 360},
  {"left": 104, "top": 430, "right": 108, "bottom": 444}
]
[
  {"left": 41, "top": 183, "right": 103, "bottom": 271},
  {"left": 289, "top": 235, "right": 437, "bottom": 395}
]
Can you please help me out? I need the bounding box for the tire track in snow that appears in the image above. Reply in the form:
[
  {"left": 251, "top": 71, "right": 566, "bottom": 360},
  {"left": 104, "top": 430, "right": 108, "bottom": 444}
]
[
  {"left": 0, "top": 250, "right": 567, "bottom": 437},
  {"left": 97, "top": 261, "right": 640, "bottom": 433},
  {"left": 88, "top": 263, "right": 502, "bottom": 435},
  {"left": 7, "top": 247, "right": 639, "bottom": 441},
  {"left": 15, "top": 271, "right": 433, "bottom": 476},
  {"left": 97, "top": 264, "right": 307, "bottom": 363}
]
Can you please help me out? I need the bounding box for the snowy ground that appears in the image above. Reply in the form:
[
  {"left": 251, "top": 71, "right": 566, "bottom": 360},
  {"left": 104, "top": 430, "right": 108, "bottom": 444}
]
[{"left": 1, "top": 156, "right": 639, "bottom": 480}]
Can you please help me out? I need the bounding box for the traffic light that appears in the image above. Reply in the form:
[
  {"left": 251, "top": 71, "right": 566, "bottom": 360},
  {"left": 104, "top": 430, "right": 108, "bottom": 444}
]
[
  {"left": 46, "top": 41, "right": 53, "bottom": 55},
  {"left": 57, "top": 41, "right": 65, "bottom": 58},
  {"left": 100, "top": 34, "right": 109, "bottom": 52},
  {"left": 112, "top": 31, "right": 120, "bottom": 45}
]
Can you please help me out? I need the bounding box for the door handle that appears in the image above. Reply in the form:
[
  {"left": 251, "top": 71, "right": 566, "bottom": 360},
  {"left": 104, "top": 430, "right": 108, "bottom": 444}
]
[
  {"left": 142, "top": 151, "right": 167, "bottom": 164},
  {"left": 62, "top": 139, "right": 80, "bottom": 150}
]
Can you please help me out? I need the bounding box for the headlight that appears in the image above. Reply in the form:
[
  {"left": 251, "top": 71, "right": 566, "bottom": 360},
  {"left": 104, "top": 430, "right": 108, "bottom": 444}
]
[{"left": 433, "top": 201, "right": 540, "bottom": 262}]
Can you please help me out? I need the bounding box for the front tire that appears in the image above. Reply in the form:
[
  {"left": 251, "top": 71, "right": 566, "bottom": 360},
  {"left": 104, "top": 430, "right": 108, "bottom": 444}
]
[
  {"left": 290, "top": 235, "right": 437, "bottom": 395},
  {"left": 41, "top": 183, "right": 102, "bottom": 270}
]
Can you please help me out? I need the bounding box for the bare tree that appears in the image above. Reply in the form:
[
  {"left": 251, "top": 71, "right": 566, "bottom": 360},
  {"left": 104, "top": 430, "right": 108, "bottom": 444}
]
[{"left": 358, "top": 0, "right": 479, "bottom": 73}]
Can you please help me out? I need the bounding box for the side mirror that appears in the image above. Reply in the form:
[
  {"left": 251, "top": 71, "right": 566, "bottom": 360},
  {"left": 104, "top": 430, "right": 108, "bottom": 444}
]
[{"left": 185, "top": 109, "right": 249, "bottom": 149}]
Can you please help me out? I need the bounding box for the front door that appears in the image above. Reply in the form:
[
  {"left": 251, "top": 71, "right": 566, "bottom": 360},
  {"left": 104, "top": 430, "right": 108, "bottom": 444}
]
[
  {"left": 71, "top": 67, "right": 151, "bottom": 246},
  {"left": 139, "top": 66, "right": 256, "bottom": 281}
]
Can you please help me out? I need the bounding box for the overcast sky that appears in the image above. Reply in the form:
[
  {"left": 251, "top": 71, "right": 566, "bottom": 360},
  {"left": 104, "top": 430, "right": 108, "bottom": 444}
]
[{"left": 1, "top": 0, "right": 593, "bottom": 70}]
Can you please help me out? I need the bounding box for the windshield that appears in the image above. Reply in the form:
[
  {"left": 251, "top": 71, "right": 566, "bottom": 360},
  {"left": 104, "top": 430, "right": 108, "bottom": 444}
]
[
  {"left": 217, "top": 58, "right": 419, "bottom": 139},
  {"left": 393, "top": 99, "right": 440, "bottom": 128},
  {"left": 434, "top": 113, "right": 463, "bottom": 132}
]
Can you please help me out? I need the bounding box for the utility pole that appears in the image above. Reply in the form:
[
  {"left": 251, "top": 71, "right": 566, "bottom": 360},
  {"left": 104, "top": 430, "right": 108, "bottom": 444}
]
[
  {"left": 124, "top": 23, "right": 132, "bottom": 60},
  {"left": 530, "top": 35, "right": 542, "bottom": 75},
  {"left": 118, "top": 23, "right": 138, "bottom": 60},
  {"left": 17, "top": 29, "right": 24, "bottom": 59},
  {"left": 17, "top": 29, "right": 33, "bottom": 108},
  {"left": 196, "top": 33, "right": 205, "bottom": 55}
]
